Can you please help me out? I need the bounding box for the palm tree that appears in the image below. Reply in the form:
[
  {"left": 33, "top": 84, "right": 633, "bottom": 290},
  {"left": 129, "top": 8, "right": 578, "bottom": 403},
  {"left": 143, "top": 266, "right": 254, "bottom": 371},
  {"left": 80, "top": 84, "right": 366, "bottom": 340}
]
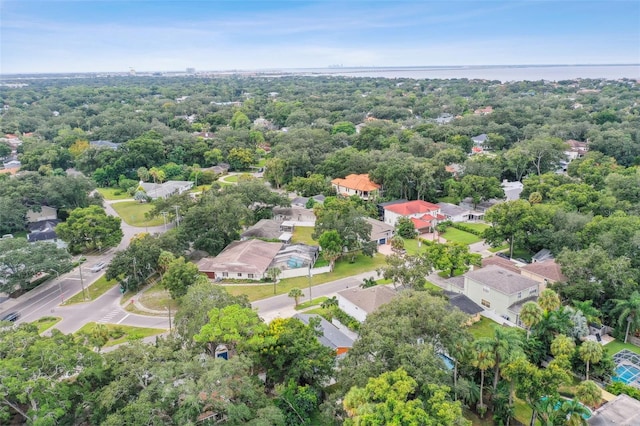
[
  {"left": 575, "top": 380, "right": 601, "bottom": 409},
  {"left": 360, "top": 276, "right": 377, "bottom": 288},
  {"left": 320, "top": 296, "right": 338, "bottom": 309},
  {"left": 559, "top": 399, "right": 590, "bottom": 426},
  {"left": 267, "top": 267, "right": 282, "bottom": 294},
  {"left": 473, "top": 338, "right": 496, "bottom": 417},
  {"left": 520, "top": 301, "right": 543, "bottom": 339},
  {"left": 579, "top": 341, "right": 603, "bottom": 381},
  {"left": 288, "top": 288, "right": 303, "bottom": 307},
  {"left": 611, "top": 291, "right": 640, "bottom": 343},
  {"left": 486, "top": 326, "right": 525, "bottom": 392},
  {"left": 572, "top": 300, "right": 602, "bottom": 326},
  {"left": 538, "top": 289, "right": 561, "bottom": 313}
]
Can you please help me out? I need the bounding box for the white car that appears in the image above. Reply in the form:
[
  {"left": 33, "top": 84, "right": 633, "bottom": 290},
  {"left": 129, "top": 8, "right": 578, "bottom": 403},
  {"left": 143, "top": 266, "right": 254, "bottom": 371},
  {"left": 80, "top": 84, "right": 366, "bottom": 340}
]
[{"left": 90, "top": 262, "right": 107, "bottom": 273}]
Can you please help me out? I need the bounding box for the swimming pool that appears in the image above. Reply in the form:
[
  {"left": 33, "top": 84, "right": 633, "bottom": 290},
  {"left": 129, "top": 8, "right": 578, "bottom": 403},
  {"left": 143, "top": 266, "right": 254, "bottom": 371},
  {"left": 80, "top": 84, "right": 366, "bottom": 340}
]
[{"left": 613, "top": 364, "right": 640, "bottom": 385}]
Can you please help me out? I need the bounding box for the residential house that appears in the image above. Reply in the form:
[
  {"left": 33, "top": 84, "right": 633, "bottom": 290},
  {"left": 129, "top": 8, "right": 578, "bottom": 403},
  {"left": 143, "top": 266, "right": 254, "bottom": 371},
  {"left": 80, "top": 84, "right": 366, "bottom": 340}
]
[
  {"left": 463, "top": 265, "right": 540, "bottom": 324},
  {"left": 481, "top": 256, "right": 521, "bottom": 274},
  {"left": 444, "top": 291, "right": 484, "bottom": 323},
  {"left": 202, "top": 163, "right": 230, "bottom": 175},
  {"left": 473, "top": 106, "right": 494, "bottom": 115},
  {"left": 435, "top": 113, "right": 454, "bottom": 125},
  {"left": 290, "top": 195, "right": 325, "bottom": 208},
  {"left": 26, "top": 206, "right": 57, "bottom": 223},
  {"left": 531, "top": 248, "right": 554, "bottom": 263},
  {"left": 26, "top": 219, "right": 66, "bottom": 249},
  {"left": 241, "top": 219, "right": 291, "bottom": 243},
  {"left": 436, "top": 202, "right": 470, "bottom": 222},
  {"left": 377, "top": 199, "right": 407, "bottom": 220},
  {"left": 520, "top": 259, "right": 567, "bottom": 290},
  {"left": 364, "top": 217, "right": 395, "bottom": 245},
  {"left": 472, "top": 133, "right": 488, "bottom": 146},
  {"left": 331, "top": 174, "right": 380, "bottom": 201},
  {"left": 270, "top": 244, "right": 319, "bottom": 272},
  {"left": 501, "top": 180, "right": 524, "bottom": 201},
  {"left": 272, "top": 207, "right": 316, "bottom": 224},
  {"left": 139, "top": 180, "right": 194, "bottom": 200},
  {"left": 382, "top": 200, "right": 444, "bottom": 232},
  {"left": 197, "top": 239, "right": 283, "bottom": 280},
  {"left": 337, "top": 286, "right": 397, "bottom": 323},
  {"left": 588, "top": 393, "right": 640, "bottom": 425},
  {"left": 89, "top": 140, "right": 120, "bottom": 150},
  {"left": 565, "top": 139, "right": 588, "bottom": 161},
  {"left": 293, "top": 313, "right": 355, "bottom": 357}
]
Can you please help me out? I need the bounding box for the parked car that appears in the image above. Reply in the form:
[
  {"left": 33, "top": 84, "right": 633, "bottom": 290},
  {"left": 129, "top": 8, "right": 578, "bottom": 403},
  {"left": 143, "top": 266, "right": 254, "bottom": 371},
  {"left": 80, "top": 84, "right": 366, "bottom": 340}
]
[
  {"left": 90, "top": 261, "right": 107, "bottom": 273},
  {"left": 1, "top": 311, "right": 20, "bottom": 322},
  {"left": 496, "top": 252, "right": 510, "bottom": 260}
]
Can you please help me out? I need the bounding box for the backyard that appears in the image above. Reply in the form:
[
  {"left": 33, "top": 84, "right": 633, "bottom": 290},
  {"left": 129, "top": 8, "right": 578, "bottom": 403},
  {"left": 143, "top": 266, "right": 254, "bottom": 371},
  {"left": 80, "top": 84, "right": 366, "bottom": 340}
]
[
  {"left": 605, "top": 340, "right": 640, "bottom": 356},
  {"left": 110, "top": 201, "right": 165, "bottom": 227},
  {"left": 292, "top": 226, "right": 316, "bottom": 245},
  {"left": 96, "top": 187, "right": 132, "bottom": 201}
]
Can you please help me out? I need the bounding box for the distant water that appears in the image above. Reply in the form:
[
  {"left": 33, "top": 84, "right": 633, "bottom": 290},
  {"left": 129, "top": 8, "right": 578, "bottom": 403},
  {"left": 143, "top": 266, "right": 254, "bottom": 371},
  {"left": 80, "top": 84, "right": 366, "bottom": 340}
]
[{"left": 267, "top": 65, "right": 640, "bottom": 82}]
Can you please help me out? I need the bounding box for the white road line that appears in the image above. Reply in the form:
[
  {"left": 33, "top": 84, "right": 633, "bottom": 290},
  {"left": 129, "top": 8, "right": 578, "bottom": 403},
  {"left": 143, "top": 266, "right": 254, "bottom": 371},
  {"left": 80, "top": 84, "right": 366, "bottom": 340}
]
[{"left": 116, "top": 314, "right": 130, "bottom": 324}]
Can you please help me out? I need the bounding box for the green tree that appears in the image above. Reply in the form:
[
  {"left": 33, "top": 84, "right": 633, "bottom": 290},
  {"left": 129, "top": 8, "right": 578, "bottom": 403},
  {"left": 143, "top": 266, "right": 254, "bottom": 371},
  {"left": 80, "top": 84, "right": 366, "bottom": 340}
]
[
  {"left": 378, "top": 253, "right": 433, "bottom": 290},
  {"left": 193, "top": 304, "right": 266, "bottom": 355},
  {"left": 105, "top": 234, "right": 162, "bottom": 292},
  {"left": 422, "top": 240, "right": 481, "bottom": 278},
  {"left": 520, "top": 301, "right": 543, "bottom": 339},
  {"left": 538, "top": 289, "right": 561, "bottom": 313},
  {"left": 230, "top": 110, "right": 251, "bottom": 129},
  {"left": 518, "top": 137, "right": 568, "bottom": 175},
  {"left": 472, "top": 339, "right": 496, "bottom": 416},
  {"left": 579, "top": 341, "right": 603, "bottom": 381},
  {"left": 450, "top": 175, "right": 505, "bottom": 209},
  {"left": 550, "top": 334, "right": 576, "bottom": 368},
  {"left": 254, "top": 317, "right": 335, "bottom": 389},
  {"left": 173, "top": 280, "right": 249, "bottom": 343},
  {"left": 611, "top": 291, "right": 640, "bottom": 344},
  {"left": 276, "top": 380, "right": 318, "bottom": 426},
  {"left": 343, "top": 368, "right": 469, "bottom": 426},
  {"left": 161, "top": 256, "right": 205, "bottom": 299},
  {"left": 286, "top": 173, "right": 331, "bottom": 197},
  {"left": 0, "top": 196, "right": 28, "bottom": 234},
  {"left": 0, "top": 239, "right": 72, "bottom": 293},
  {"left": 55, "top": 205, "right": 123, "bottom": 254},
  {"left": 318, "top": 230, "right": 343, "bottom": 271},
  {"left": 483, "top": 199, "right": 532, "bottom": 258},
  {"left": 267, "top": 266, "right": 282, "bottom": 294},
  {"left": 264, "top": 157, "right": 287, "bottom": 189},
  {"left": 396, "top": 216, "right": 417, "bottom": 238},
  {"left": 575, "top": 380, "right": 601, "bottom": 408},
  {"left": 331, "top": 121, "right": 356, "bottom": 135},
  {"left": 288, "top": 288, "right": 303, "bottom": 307},
  {"left": 227, "top": 147, "right": 256, "bottom": 170}
]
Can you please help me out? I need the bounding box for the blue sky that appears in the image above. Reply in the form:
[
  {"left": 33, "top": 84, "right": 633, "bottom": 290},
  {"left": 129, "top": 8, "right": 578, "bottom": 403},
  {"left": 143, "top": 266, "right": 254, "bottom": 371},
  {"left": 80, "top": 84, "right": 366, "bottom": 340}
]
[{"left": 1, "top": 0, "right": 639, "bottom": 74}]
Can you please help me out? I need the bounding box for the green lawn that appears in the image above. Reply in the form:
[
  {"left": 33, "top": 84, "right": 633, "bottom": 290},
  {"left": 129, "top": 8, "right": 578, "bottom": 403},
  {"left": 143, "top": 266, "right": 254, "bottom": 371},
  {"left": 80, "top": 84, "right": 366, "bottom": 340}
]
[
  {"left": 97, "top": 187, "right": 132, "bottom": 201},
  {"left": 62, "top": 274, "right": 118, "bottom": 305},
  {"left": 462, "top": 223, "right": 491, "bottom": 233},
  {"left": 292, "top": 226, "right": 317, "bottom": 245},
  {"left": 110, "top": 201, "right": 165, "bottom": 227},
  {"left": 225, "top": 253, "right": 387, "bottom": 302},
  {"left": 604, "top": 340, "right": 640, "bottom": 356},
  {"left": 441, "top": 228, "right": 482, "bottom": 245},
  {"left": 76, "top": 322, "right": 166, "bottom": 346},
  {"left": 33, "top": 316, "right": 62, "bottom": 333},
  {"left": 468, "top": 317, "right": 500, "bottom": 339},
  {"left": 138, "top": 284, "right": 179, "bottom": 311},
  {"left": 222, "top": 174, "right": 238, "bottom": 183},
  {"left": 295, "top": 296, "right": 328, "bottom": 311}
]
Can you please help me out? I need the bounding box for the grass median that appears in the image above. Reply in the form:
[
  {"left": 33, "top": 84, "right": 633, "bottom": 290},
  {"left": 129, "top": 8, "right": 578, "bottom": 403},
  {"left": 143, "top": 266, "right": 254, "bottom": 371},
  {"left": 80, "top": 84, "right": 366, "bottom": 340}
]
[
  {"left": 33, "top": 316, "right": 62, "bottom": 333},
  {"left": 224, "top": 253, "right": 387, "bottom": 302},
  {"left": 62, "top": 275, "right": 118, "bottom": 305},
  {"left": 76, "top": 322, "right": 166, "bottom": 347}
]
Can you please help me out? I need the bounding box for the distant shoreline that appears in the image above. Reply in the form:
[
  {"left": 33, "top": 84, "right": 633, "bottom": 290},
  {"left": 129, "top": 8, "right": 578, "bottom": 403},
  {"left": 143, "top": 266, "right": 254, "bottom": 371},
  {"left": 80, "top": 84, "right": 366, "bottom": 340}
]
[{"left": 2, "top": 64, "right": 639, "bottom": 82}]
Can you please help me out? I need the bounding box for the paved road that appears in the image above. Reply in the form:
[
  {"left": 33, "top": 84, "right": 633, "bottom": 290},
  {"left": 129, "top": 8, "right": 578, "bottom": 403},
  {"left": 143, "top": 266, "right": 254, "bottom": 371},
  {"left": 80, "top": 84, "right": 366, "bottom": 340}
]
[{"left": 252, "top": 271, "right": 378, "bottom": 322}]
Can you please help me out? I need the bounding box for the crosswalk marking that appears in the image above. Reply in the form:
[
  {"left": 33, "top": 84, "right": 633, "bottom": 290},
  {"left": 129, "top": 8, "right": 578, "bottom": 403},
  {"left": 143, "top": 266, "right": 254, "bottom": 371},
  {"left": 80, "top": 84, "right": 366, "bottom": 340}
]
[{"left": 97, "top": 309, "right": 121, "bottom": 324}]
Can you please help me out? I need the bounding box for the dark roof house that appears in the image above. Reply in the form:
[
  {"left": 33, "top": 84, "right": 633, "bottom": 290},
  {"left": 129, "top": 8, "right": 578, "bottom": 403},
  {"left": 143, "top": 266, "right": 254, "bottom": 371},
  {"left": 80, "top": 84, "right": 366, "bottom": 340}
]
[{"left": 294, "top": 313, "right": 355, "bottom": 356}]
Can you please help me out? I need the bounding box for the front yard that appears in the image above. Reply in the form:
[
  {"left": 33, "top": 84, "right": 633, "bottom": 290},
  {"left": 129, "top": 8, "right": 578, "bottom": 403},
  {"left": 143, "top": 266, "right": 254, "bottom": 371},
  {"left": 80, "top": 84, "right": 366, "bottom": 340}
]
[
  {"left": 96, "top": 187, "right": 132, "bottom": 201},
  {"left": 224, "top": 253, "right": 387, "bottom": 301},
  {"left": 441, "top": 227, "right": 483, "bottom": 245},
  {"left": 110, "top": 201, "right": 165, "bottom": 227}
]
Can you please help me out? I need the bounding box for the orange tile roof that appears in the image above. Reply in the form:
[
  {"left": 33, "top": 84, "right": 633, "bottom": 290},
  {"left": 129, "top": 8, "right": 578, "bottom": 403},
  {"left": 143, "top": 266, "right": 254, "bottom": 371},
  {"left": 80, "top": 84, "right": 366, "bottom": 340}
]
[
  {"left": 331, "top": 174, "right": 380, "bottom": 192},
  {"left": 411, "top": 217, "right": 432, "bottom": 230},
  {"left": 384, "top": 200, "right": 440, "bottom": 216}
]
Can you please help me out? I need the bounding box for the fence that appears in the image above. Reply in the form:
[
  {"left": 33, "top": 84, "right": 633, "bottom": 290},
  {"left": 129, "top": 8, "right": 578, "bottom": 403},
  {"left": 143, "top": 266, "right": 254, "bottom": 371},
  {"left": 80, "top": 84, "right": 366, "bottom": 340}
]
[{"left": 279, "top": 265, "right": 331, "bottom": 279}]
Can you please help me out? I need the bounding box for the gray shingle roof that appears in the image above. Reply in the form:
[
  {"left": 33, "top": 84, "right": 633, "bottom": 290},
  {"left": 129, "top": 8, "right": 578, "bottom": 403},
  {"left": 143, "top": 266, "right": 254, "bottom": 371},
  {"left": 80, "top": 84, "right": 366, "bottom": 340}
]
[
  {"left": 338, "top": 286, "right": 396, "bottom": 313},
  {"left": 294, "top": 313, "right": 355, "bottom": 350},
  {"left": 444, "top": 291, "right": 483, "bottom": 315},
  {"left": 465, "top": 265, "right": 539, "bottom": 295}
]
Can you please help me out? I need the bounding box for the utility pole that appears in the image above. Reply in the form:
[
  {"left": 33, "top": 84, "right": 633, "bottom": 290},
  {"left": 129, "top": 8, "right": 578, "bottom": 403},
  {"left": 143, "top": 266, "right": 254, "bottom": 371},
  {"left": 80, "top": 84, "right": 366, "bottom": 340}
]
[
  {"left": 308, "top": 264, "right": 312, "bottom": 303},
  {"left": 161, "top": 211, "right": 168, "bottom": 231},
  {"left": 173, "top": 205, "right": 180, "bottom": 226},
  {"left": 79, "top": 262, "right": 87, "bottom": 301},
  {"left": 167, "top": 305, "right": 172, "bottom": 332}
]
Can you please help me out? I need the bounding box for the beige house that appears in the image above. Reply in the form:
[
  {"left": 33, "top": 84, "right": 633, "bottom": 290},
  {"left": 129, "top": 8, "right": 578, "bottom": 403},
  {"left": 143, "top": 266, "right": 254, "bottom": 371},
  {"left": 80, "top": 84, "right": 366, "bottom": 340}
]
[
  {"left": 520, "top": 259, "right": 567, "bottom": 290},
  {"left": 197, "top": 239, "right": 283, "bottom": 280},
  {"left": 337, "top": 286, "right": 396, "bottom": 323},
  {"left": 364, "top": 217, "right": 395, "bottom": 245},
  {"left": 463, "top": 265, "right": 540, "bottom": 324},
  {"left": 331, "top": 174, "right": 380, "bottom": 201}
]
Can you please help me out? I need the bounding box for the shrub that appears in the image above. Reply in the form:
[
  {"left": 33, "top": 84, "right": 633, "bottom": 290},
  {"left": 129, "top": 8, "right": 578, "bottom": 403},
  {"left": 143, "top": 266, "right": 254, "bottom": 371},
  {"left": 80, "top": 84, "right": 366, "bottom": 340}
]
[
  {"left": 606, "top": 381, "right": 640, "bottom": 401},
  {"left": 110, "top": 326, "right": 125, "bottom": 339},
  {"left": 450, "top": 222, "right": 484, "bottom": 236}
]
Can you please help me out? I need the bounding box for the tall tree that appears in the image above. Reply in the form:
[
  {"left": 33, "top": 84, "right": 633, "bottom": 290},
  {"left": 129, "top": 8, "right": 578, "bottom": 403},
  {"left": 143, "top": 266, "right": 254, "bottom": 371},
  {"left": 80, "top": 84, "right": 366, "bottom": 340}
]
[
  {"left": 161, "top": 256, "right": 206, "bottom": 299},
  {"left": 520, "top": 301, "right": 543, "bottom": 339},
  {"left": 317, "top": 230, "right": 343, "bottom": 271},
  {"left": 483, "top": 199, "right": 532, "bottom": 258},
  {"left": 472, "top": 339, "right": 496, "bottom": 417},
  {"left": 55, "top": 205, "right": 123, "bottom": 254},
  {"left": 579, "top": 341, "right": 603, "bottom": 381},
  {"left": 611, "top": 291, "right": 640, "bottom": 343}
]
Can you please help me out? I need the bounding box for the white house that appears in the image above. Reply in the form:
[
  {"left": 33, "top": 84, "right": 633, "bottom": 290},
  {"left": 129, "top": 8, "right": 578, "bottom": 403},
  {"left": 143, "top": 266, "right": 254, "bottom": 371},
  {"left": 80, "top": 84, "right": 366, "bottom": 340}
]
[
  {"left": 436, "top": 202, "right": 470, "bottom": 222},
  {"left": 337, "top": 286, "right": 397, "bottom": 323},
  {"left": 139, "top": 180, "right": 194, "bottom": 200},
  {"left": 382, "top": 200, "right": 443, "bottom": 227},
  {"left": 331, "top": 174, "right": 380, "bottom": 201}
]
